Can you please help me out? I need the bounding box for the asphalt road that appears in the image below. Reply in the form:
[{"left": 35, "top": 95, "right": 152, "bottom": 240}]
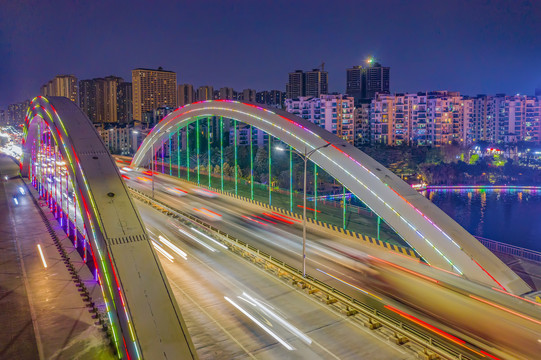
[
  {"left": 135, "top": 199, "right": 414, "bottom": 359},
  {"left": 122, "top": 167, "right": 541, "bottom": 360}
]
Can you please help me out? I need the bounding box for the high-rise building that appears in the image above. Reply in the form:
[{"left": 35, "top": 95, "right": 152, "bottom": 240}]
[
  {"left": 286, "top": 70, "right": 305, "bottom": 99},
  {"left": 241, "top": 89, "right": 256, "bottom": 103},
  {"left": 346, "top": 65, "right": 363, "bottom": 101},
  {"left": 95, "top": 123, "right": 133, "bottom": 155},
  {"left": 196, "top": 86, "right": 214, "bottom": 101},
  {"left": 117, "top": 82, "right": 133, "bottom": 123},
  {"left": 370, "top": 91, "right": 462, "bottom": 146},
  {"left": 79, "top": 79, "right": 96, "bottom": 121},
  {"left": 285, "top": 94, "right": 355, "bottom": 144},
  {"left": 132, "top": 67, "right": 177, "bottom": 122},
  {"left": 256, "top": 90, "right": 285, "bottom": 108},
  {"left": 346, "top": 60, "right": 390, "bottom": 102},
  {"left": 178, "top": 84, "right": 195, "bottom": 106},
  {"left": 219, "top": 87, "right": 234, "bottom": 100},
  {"left": 40, "top": 75, "right": 78, "bottom": 104},
  {"left": 6, "top": 100, "right": 31, "bottom": 125},
  {"left": 103, "top": 76, "right": 123, "bottom": 123},
  {"left": 365, "top": 61, "right": 390, "bottom": 100},
  {"left": 354, "top": 100, "right": 371, "bottom": 146},
  {"left": 79, "top": 77, "right": 130, "bottom": 123},
  {"left": 286, "top": 68, "right": 327, "bottom": 99},
  {"left": 304, "top": 69, "right": 328, "bottom": 97}
]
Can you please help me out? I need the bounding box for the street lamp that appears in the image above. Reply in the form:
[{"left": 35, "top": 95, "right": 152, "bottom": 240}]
[{"left": 276, "top": 142, "right": 331, "bottom": 277}]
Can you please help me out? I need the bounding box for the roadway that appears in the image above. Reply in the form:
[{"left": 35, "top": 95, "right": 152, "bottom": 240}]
[
  {"left": 120, "top": 164, "right": 541, "bottom": 360},
  {"left": 135, "top": 196, "right": 413, "bottom": 359}
]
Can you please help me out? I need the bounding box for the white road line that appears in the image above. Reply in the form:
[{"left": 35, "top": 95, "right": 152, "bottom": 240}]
[{"left": 167, "top": 278, "right": 257, "bottom": 359}]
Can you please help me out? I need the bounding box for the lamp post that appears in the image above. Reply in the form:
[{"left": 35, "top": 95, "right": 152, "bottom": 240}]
[{"left": 276, "top": 142, "right": 331, "bottom": 277}]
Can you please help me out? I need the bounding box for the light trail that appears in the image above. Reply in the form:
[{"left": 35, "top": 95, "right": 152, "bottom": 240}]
[
  {"left": 37, "top": 244, "right": 47, "bottom": 268},
  {"left": 190, "top": 228, "right": 228, "bottom": 249},
  {"left": 270, "top": 211, "right": 301, "bottom": 223},
  {"left": 263, "top": 213, "right": 294, "bottom": 224},
  {"left": 151, "top": 241, "right": 174, "bottom": 262},
  {"left": 158, "top": 235, "right": 188, "bottom": 260},
  {"left": 242, "top": 215, "right": 268, "bottom": 226},
  {"left": 384, "top": 305, "right": 490, "bottom": 358},
  {"left": 491, "top": 287, "right": 541, "bottom": 307},
  {"left": 242, "top": 292, "right": 312, "bottom": 345},
  {"left": 253, "top": 215, "right": 277, "bottom": 224},
  {"left": 469, "top": 295, "right": 541, "bottom": 326},
  {"left": 224, "top": 296, "right": 294, "bottom": 351},
  {"left": 367, "top": 255, "right": 439, "bottom": 283},
  {"left": 316, "top": 268, "right": 381, "bottom": 300},
  {"left": 176, "top": 227, "right": 217, "bottom": 252}
]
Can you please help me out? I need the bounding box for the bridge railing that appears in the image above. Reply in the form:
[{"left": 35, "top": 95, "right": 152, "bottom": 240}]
[
  {"left": 475, "top": 236, "right": 541, "bottom": 263},
  {"left": 130, "top": 186, "right": 483, "bottom": 360}
]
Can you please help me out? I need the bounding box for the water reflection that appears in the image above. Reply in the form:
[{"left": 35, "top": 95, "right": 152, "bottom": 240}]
[{"left": 424, "top": 188, "right": 541, "bottom": 252}]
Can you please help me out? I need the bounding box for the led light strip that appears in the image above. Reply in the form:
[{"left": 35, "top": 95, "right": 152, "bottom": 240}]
[
  {"left": 133, "top": 101, "right": 471, "bottom": 277},
  {"left": 24, "top": 96, "right": 140, "bottom": 358}
]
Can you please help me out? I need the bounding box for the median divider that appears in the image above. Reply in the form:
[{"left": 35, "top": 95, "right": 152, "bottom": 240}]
[
  {"left": 130, "top": 186, "right": 479, "bottom": 360},
  {"left": 158, "top": 175, "right": 420, "bottom": 260}
]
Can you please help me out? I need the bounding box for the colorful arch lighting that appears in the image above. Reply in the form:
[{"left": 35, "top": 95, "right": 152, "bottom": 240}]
[
  {"left": 22, "top": 96, "right": 198, "bottom": 359},
  {"left": 132, "top": 100, "right": 530, "bottom": 295}
]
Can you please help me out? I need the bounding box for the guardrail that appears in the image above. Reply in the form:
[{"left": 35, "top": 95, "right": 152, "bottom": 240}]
[
  {"left": 129, "top": 186, "right": 489, "bottom": 360},
  {"left": 475, "top": 236, "right": 541, "bottom": 263},
  {"left": 151, "top": 173, "right": 419, "bottom": 260}
]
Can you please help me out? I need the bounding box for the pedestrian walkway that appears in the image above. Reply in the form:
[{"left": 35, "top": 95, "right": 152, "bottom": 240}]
[
  {"left": 0, "top": 155, "right": 39, "bottom": 359},
  {"left": 0, "top": 155, "right": 113, "bottom": 359}
]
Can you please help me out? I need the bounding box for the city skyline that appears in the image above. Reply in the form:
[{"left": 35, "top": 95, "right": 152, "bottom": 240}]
[{"left": 1, "top": 1, "right": 540, "bottom": 107}]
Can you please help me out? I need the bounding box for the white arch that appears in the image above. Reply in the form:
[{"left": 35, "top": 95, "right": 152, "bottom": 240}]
[
  {"left": 22, "top": 96, "right": 197, "bottom": 359},
  {"left": 133, "top": 100, "right": 530, "bottom": 294}
]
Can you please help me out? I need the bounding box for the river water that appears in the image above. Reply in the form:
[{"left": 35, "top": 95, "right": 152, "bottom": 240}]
[{"left": 422, "top": 188, "right": 541, "bottom": 252}]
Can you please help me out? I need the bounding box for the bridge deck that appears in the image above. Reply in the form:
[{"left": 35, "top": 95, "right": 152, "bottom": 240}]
[{"left": 0, "top": 156, "right": 113, "bottom": 359}]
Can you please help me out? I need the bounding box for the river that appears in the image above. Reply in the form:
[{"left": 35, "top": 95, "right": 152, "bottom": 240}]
[{"left": 422, "top": 188, "right": 541, "bottom": 252}]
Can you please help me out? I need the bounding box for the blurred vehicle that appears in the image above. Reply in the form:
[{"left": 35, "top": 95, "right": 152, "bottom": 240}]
[{"left": 193, "top": 188, "right": 219, "bottom": 198}]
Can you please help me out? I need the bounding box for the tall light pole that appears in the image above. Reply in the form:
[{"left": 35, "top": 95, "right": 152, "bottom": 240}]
[{"left": 276, "top": 142, "right": 331, "bottom": 277}]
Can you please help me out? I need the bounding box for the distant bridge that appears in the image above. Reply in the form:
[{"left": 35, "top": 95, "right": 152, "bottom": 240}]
[{"left": 132, "top": 100, "right": 531, "bottom": 295}]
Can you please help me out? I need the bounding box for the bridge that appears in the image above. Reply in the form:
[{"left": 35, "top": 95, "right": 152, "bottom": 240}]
[
  {"left": 17, "top": 96, "right": 541, "bottom": 359},
  {"left": 21, "top": 96, "right": 197, "bottom": 359},
  {"left": 132, "top": 100, "right": 529, "bottom": 294}
]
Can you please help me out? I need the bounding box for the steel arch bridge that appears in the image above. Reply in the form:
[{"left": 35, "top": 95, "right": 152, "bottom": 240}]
[
  {"left": 133, "top": 100, "right": 530, "bottom": 295},
  {"left": 21, "top": 96, "right": 197, "bottom": 359}
]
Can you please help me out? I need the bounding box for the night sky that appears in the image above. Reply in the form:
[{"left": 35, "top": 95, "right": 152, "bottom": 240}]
[{"left": 1, "top": 0, "right": 540, "bottom": 107}]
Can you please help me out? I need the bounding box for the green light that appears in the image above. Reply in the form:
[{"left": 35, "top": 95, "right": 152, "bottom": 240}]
[
  {"left": 208, "top": 117, "right": 211, "bottom": 187},
  {"left": 168, "top": 135, "right": 172, "bottom": 176},
  {"left": 342, "top": 186, "right": 346, "bottom": 229},
  {"left": 289, "top": 145, "right": 293, "bottom": 212},
  {"left": 314, "top": 163, "right": 317, "bottom": 221},
  {"left": 186, "top": 125, "right": 190, "bottom": 181},
  {"left": 196, "top": 118, "right": 200, "bottom": 185},
  {"left": 268, "top": 135, "right": 271, "bottom": 205},
  {"left": 177, "top": 129, "right": 180, "bottom": 178},
  {"left": 377, "top": 216, "right": 381, "bottom": 240},
  {"left": 250, "top": 125, "right": 253, "bottom": 200},
  {"left": 220, "top": 117, "right": 224, "bottom": 191},
  {"left": 234, "top": 119, "right": 237, "bottom": 195}
]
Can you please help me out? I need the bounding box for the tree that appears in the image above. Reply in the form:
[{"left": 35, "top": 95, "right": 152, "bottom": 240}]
[
  {"left": 254, "top": 146, "right": 268, "bottom": 176},
  {"left": 223, "top": 162, "right": 232, "bottom": 177}
]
